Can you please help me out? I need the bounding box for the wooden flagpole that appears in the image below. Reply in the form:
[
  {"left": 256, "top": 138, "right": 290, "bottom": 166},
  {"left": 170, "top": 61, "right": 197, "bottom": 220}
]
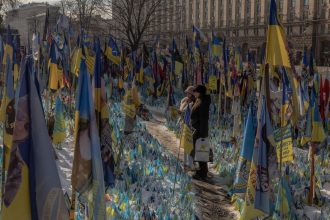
[{"left": 308, "top": 142, "right": 316, "bottom": 205}]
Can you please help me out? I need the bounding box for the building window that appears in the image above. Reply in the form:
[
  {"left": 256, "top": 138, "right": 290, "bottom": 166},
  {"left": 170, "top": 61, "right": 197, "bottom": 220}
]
[
  {"left": 328, "top": 24, "right": 330, "bottom": 33},
  {"left": 254, "top": 28, "right": 258, "bottom": 35},
  {"left": 279, "top": 0, "right": 284, "bottom": 10},
  {"left": 264, "top": 1, "right": 270, "bottom": 22},
  {"left": 304, "top": 0, "right": 309, "bottom": 6}
]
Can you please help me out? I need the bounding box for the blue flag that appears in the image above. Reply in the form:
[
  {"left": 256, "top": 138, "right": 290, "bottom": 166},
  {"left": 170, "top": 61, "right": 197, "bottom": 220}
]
[
  {"left": 72, "top": 59, "right": 106, "bottom": 219},
  {"left": 233, "top": 107, "right": 255, "bottom": 193},
  {"left": 2, "top": 57, "right": 69, "bottom": 220}
]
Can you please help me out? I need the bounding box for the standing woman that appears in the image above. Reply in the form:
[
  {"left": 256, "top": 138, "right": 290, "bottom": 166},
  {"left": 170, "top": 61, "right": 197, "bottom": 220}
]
[
  {"left": 190, "top": 85, "right": 211, "bottom": 179},
  {"left": 179, "top": 86, "right": 196, "bottom": 169}
]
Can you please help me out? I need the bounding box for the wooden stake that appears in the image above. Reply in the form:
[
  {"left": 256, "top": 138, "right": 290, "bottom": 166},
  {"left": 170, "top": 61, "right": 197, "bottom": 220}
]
[
  {"left": 217, "top": 83, "right": 222, "bottom": 126},
  {"left": 308, "top": 142, "right": 316, "bottom": 205}
]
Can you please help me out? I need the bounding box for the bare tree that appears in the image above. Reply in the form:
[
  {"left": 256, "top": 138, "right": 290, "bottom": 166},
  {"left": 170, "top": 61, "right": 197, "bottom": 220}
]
[
  {"left": 0, "top": 0, "right": 21, "bottom": 26},
  {"left": 105, "top": 0, "right": 176, "bottom": 51},
  {"left": 59, "top": 0, "right": 104, "bottom": 32}
]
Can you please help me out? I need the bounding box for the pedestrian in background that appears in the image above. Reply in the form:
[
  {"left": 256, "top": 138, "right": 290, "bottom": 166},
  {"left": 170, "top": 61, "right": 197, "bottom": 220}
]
[
  {"left": 179, "top": 86, "right": 196, "bottom": 169},
  {"left": 190, "top": 85, "right": 211, "bottom": 180}
]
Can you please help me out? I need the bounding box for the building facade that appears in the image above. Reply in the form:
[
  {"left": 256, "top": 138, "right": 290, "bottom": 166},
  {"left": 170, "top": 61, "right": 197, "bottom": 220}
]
[
  {"left": 149, "top": 0, "right": 330, "bottom": 66},
  {"left": 5, "top": 2, "right": 59, "bottom": 47}
]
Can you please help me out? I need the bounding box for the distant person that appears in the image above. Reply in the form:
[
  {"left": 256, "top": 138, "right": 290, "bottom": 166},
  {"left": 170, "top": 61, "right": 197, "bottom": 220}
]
[
  {"left": 179, "top": 86, "right": 195, "bottom": 169},
  {"left": 190, "top": 85, "right": 211, "bottom": 180},
  {"left": 179, "top": 86, "right": 195, "bottom": 113}
]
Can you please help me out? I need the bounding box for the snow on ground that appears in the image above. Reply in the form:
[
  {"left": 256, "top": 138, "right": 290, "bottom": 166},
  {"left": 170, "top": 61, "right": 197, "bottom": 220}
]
[{"left": 55, "top": 136, "right": 74, "bottom": 197}]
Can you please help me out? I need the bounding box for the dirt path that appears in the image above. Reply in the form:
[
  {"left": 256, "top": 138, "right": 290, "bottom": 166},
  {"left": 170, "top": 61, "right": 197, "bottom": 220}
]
[{"left": 144, "top": 108, "right": 239, "bottom": 220}]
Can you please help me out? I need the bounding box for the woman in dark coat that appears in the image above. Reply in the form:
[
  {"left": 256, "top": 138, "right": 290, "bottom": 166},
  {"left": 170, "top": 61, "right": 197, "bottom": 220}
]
[{"left": 190, "top": 85, "right": 211, "bottom": 179}]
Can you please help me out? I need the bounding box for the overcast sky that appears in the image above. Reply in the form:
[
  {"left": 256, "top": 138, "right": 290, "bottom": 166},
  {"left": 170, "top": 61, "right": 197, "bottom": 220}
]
[{"left": 24, "top": 0, "right": 59, "bottom": 4}]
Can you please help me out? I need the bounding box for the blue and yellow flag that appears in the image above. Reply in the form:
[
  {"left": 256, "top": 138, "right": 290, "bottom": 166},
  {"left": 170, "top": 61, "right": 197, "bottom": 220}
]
[
  {"left": 233, "top": 107, "right": 255, "bottom": 194},
  {"left": 52, "top": 95, "right": 66, "bottom": 145},
  {"left": 0, "top": 27, "right": 15, "bottom": 174},
  {"left": 1, "top": 58, "right": 15, "bottom": 176},
  {"left": 273, "top": 177, "right": 295, "bottom": 219},
  {"left": 93, "top": 38, "right": 102, "bottom": 121},
  {"left": 301, "top": 104, "right": 312, "bottom": 146},
  {"left": 212, "top": 31, "right": 222, "bottom": 58},
  {"left": 192, "top": 26, "right": 201, "bottom": 62},
  {"left": 48, "top": 40, "right": 64, "bottom": 90},
  {"left": 3, "top": 26, "right": 13, "bottom": 66},
  {"left": 234, "top": 48, "right": 243, "bottom": 74},
  {"left": 70, "top": 36, "right": 83, "bottom": 76},
  {"left": 265, "top": 0, "right": 290, "bottom": 68},
  {"left": 241, "top": 97, "right": 273, "bottom": 219},
  {"left": 172, "top": 38, "right": 183, "bottom": 76},
  {"left": 106, "top": 36, "right": 120, "bottom": 65},
  {"left": 311, "top": 89, "right": 326, "bottom": 143},
  {"left": 72, "top": 59, "right": 106, "bottom": 219},
  {"left": 2, "top": 57, "right": 69, "bottom": 220},
  {"left": 93, "top": 38, "right": 115, "bottom": 188}
]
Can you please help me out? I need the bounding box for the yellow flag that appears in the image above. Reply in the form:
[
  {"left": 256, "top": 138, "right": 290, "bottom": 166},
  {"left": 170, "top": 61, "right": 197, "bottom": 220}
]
[{"left": 180, "top": 124, "right": 193, "bottom": 154}]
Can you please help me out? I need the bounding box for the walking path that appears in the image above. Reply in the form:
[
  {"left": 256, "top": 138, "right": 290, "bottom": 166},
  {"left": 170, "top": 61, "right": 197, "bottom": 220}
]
[{"left": 145, "top": 108, "right": 240, "bottom": 220}]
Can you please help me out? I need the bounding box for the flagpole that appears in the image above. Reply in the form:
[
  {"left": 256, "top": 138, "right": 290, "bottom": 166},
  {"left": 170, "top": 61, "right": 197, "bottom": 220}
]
[
  {"left": 172, "top": 124, "right": 183, "bottom": 196},
  {"left": 308, "top": 142, "right": 316, "bottom": 205},
  {"left": 217, "top": 82, "right": 222, "bottom": 126}
]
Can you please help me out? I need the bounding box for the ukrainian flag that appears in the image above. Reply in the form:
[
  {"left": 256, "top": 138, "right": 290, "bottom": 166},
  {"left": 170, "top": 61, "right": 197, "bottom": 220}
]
[
  {"left": 311, "top": 89, "right": 326, "bottom": 143},
  {"left": 106, "top": 36, "right": 120, "bottom": 65},
  {"left": 52, "top": 95, "right": 66, "bottom": 145},
  {"left": 0, "top": 26, "right": 14, "bottom": 120},
  {"left": 192, "top": 25, "right": 207, "bottom": 42},
  {"left": 2, "top": 57, "right": 68, "bottom": 220},
  {"left": 192, "top": 26, "right": 201, "bottom": 62},
  {"left": 72, "top": 59, "right": 106, "bottom": 219},
  {"left": 3, "top": 26, "right": 13, "bottom": 66},
  {"left": 0, "top": 35, "right": 15, "bottom": 173},
  {"left": 48, "top": 40, "right": 63, "bottom": 90},
  {"left": 93, "top": 38, "right": 115, "bottom": 188},
  {"left": 93, "top": 38, "right": 102, "bottom": 122},
  {"left": 265, "top": 0, "right": 290, "bottom": 68},
  {"left": 273, "top": 177, "right": 295, "bottom": 219},
  {"left": 233, "top": 107, "right": 255, "bottom": 194},
  {"left": 70, "top": 36, "right": 83, "bottom": 76},
  {"left": 241, "top": 97, "right": 273, "bottom": 219},
  {"left": 172, "top": 39, "right": 183, "bottom": 75},
  {"left": 300, "top": 105, "right": 312, "bottom": 146},
  {"left": 212, "top": 31, "right": 222, "bottom": 58}
]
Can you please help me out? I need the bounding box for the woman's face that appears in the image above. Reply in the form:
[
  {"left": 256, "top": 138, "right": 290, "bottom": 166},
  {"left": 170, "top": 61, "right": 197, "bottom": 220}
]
[
  {"left": 187, "top": 93, "right": 194, "bottom": 100},
  {"left": 193, "top": 92, "right": 200, "bottom": 98}
]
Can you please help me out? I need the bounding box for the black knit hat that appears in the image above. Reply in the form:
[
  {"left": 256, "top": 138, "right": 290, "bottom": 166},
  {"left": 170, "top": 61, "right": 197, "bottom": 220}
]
[{"left": 193, "top": 85, "right": 206, "bottom": 95}]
